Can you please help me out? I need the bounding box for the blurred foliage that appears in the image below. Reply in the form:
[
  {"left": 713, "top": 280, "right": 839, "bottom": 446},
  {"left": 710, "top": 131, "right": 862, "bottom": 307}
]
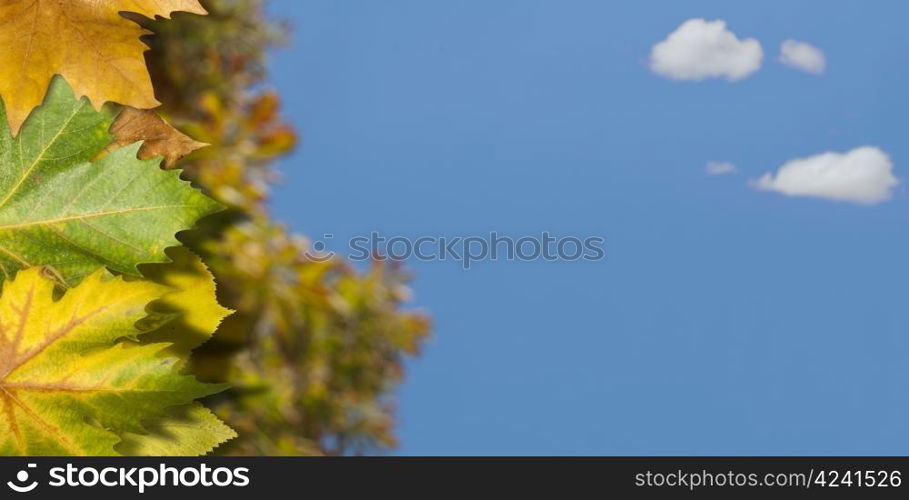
[{"left": 141, "top": 0, "right": 431, "bottom": 455}]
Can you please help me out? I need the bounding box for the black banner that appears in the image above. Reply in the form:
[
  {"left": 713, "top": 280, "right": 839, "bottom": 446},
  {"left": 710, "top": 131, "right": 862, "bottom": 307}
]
[{"left": 0, "top": 457, "right": 906, "bottom": 499}]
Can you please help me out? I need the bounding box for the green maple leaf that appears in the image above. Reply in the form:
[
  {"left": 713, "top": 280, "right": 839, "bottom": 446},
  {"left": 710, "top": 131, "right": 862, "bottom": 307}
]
[
  {"left": 0, "top": 76, "right": 221, "bottom": 286},
  {"left": 0, "top": 268, "right": 230, "bottom": 456}
]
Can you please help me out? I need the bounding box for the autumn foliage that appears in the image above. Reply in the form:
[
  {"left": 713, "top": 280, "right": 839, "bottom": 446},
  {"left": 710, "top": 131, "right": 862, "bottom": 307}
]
[{"left": 0, "top": 0, "right": 429, "bottom": 456}]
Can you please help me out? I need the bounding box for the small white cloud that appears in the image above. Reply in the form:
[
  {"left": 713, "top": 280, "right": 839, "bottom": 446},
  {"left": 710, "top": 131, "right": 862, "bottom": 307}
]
[
  {"left": 649, "top": 19, "right": 763, "bottom": 81},
  {"left": 706, "top": 161, "right": 738, "bottom": 175},
  {"left": 779, "top": 39, "right": 826, "bottom": 74},
  {"left": 754, "top": 146, "right": 898, "bottom": 205}
]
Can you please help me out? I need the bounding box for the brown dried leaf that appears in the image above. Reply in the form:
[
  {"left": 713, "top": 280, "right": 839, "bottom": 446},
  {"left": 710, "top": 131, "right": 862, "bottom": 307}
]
[{"left": 111, "top": 107, "right": 208, "bottom": 168}]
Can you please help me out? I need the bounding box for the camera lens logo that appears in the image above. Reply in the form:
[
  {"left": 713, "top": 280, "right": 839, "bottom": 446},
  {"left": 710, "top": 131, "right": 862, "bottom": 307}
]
[
  {"left": 7, "top": 464, "right": 38, "bottom": 493},
  {"left": 303, "top": 234, "right": 335, "bottom": 262}
]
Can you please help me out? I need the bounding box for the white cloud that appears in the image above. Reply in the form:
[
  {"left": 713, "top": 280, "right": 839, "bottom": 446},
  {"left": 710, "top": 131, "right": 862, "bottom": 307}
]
[
  {"left": 706, "top": 161, "right": 738, "bottom": 175},
  {"left": 779, "top": 40, "right": 826, "bottom": 74},
  {"left": 649, "top": 19, "right": 763, "bottom": 81},
  {"left": 754, "top": 146, "right": 898, "bottom": 205}
]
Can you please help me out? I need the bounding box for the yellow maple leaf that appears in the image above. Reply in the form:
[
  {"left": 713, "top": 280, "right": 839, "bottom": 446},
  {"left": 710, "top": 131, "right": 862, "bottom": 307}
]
[
  {"left": 0, "top": 268, "right": 228, "bottom": 455},
  {"left": 138, "top": 246, "right": 234, "bottom": 359},
  {"left": 0, "top": 0, "right": 207, "bottom": 135}
]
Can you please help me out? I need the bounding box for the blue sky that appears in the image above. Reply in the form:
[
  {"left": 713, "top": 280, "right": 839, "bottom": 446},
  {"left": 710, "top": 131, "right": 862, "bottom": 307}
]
[{"left": 266, "top": 0, "right": 909, "bottom": 454}]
